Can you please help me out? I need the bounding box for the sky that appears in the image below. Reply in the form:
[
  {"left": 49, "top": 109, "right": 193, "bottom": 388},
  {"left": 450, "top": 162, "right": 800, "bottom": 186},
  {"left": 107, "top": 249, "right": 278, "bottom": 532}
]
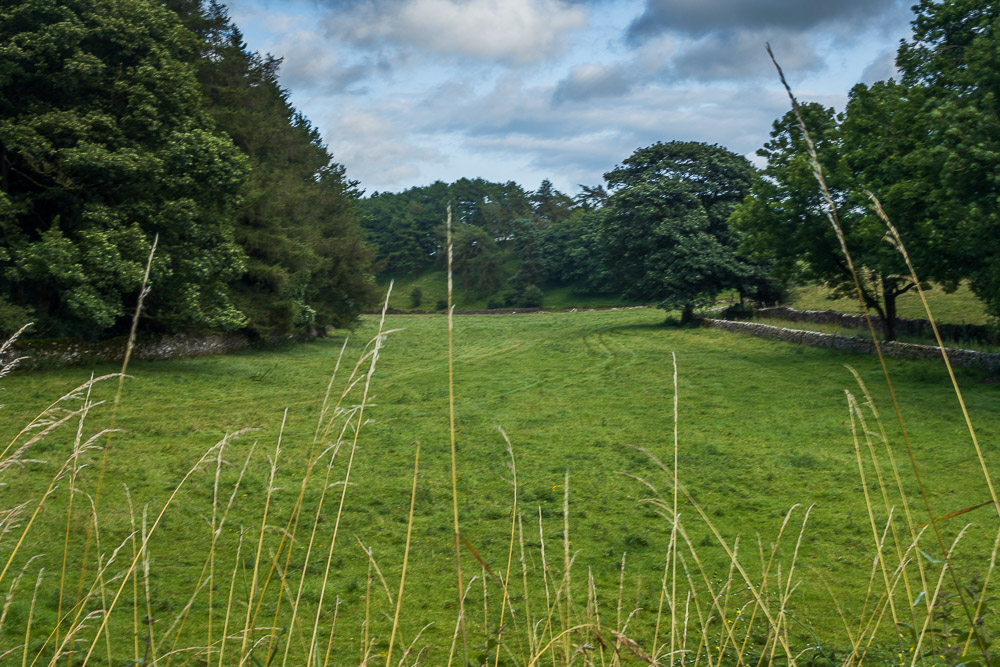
[{"left": 222, "top": 0, "right": 914, "bottom": 197}]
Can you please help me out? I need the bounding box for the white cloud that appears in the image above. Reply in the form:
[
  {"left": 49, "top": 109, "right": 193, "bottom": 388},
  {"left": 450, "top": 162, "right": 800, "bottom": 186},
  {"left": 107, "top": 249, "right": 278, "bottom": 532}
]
[
  {"left": 264, "top": 29, "right": 374, "bottom": 94},
  {"left": 325, "top": 0, "right": 588, "bottom": 64},
  {"left": 327, "top": 107, "right": 447, "bottom": 190},
  {"left": 860, "top": 49, "right": 899, "bottom": 84},
  {"left": 553, "top": 63, "right": 632, "bottom": 102}
]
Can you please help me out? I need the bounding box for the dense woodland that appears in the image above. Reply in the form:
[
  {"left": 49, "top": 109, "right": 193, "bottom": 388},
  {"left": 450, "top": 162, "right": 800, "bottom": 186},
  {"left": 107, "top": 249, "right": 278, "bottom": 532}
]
[
  {"left": 0, "top": 0, "right": 374, "bottom": 339},
  {"left": 1, "top": 0, "right": 999, "bottom": 341}
]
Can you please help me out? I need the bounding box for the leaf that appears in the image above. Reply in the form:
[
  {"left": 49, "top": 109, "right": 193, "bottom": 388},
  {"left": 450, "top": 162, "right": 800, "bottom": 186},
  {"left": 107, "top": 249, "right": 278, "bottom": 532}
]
[
  {"left": 920, "top": 549, "right": 943, "bottom": 564},
  {"left": 896, "top": 621, "right": 917, "bottom": 646},
  {"left": 912, "top": 591, "right": 926, "bottom": 607}
]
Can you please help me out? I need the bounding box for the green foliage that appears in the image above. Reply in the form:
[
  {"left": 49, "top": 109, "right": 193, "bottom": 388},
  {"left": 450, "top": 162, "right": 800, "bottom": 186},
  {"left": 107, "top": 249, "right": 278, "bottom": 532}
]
[
  {"left": 359, "top": 178, "right": 534, "bottom": 279},
  {"left": 732, "top": 101, "right": 922, "bottom": 340},
  {"left": 0, "top": 0, "right": 375, "bottom": 340},
  {"left": 736, "top": 3, "right": 1000, "bottom": 337},
  {"left": 529, "top": 178, "right": 573, "bottom": 223},
  {"left": 359, "top": 177, "right": 602, "bottom": 305},
  {"left": 169, "top": 1, "right": 375, "bottom": 334},
  {"left": 895, "top": 1, "right": 1000, "bottom": 321},
  {"left": 409, "top": 286, "right": 422, "bottom": 308},
  {"left": 600, "top": 141, "right": 757, "bottom": 321},
  {"left": 0, "top": 0, "right": 249, "bottom": 337},
  {"left": 519, "top": 283, "right": 543, "bottom": 308}
]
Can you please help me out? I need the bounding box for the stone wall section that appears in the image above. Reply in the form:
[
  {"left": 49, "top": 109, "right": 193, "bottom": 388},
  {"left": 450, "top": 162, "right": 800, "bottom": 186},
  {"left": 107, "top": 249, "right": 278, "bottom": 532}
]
[{"left": 702, "top": 318, "right": 1000, "bottom": 372}]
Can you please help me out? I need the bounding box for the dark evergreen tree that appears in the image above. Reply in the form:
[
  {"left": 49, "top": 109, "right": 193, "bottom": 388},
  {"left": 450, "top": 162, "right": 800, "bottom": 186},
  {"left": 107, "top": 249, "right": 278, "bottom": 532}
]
[
  {"left": 167, "top": 0, "right": 376, "bottom": 333},
  {"left": 530, "top": 179, "right": 574, "bottom": 224},
  {"left": 0, "top": 0, "right": 249, "bottom": 337}
]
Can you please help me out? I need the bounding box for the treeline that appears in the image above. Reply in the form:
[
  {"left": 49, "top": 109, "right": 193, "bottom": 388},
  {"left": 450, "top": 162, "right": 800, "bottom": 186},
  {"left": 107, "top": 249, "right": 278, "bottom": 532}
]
[
  {"left": 0, "top": 0, "right": 375, "bottom": 340},
  {"left": 360, "top": 146, "right": 780, "bottom": 319},
  {"left": 360, "top": 177, "right": 608, "bottom": 308}
]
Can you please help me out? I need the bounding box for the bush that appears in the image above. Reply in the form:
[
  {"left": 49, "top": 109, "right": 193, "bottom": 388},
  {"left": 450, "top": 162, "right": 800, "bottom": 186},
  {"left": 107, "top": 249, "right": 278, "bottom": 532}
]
[
  {"left": 435, "top": 299, "right": 448, "bottom": 311},
  {"left": 409, "top": 286, "right": 423, "bottom": 309},
  {"left": 519, "top": 285, "right": 543, "bottom": 308}
]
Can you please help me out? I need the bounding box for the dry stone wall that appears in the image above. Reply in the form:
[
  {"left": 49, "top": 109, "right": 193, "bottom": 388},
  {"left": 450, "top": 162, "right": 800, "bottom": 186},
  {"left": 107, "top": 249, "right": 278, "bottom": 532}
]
[{"left": 702, "top": 318, "right": 1000, "bottom": 373}]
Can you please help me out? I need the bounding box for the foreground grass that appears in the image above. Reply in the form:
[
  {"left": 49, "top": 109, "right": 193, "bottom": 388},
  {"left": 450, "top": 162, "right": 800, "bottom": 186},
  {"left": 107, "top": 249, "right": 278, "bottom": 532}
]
[{"left": 1, "top": 308, "right": 998, "bottom": 663}]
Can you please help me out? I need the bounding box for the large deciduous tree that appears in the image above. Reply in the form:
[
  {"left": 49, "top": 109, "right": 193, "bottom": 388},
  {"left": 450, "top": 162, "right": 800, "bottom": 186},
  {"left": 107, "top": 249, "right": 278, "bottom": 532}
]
[
  {"left": 732, "top": 98, "right": 931, "bottom": 341},
  {"left": 895, "top": 0, "right": 1000, "bottom": 319},
  {"left": 600, "top": 141, "right": 757, "bottom": 322},
  {"left": 0, "top": 0, "right": 249, "bottom": 337}
]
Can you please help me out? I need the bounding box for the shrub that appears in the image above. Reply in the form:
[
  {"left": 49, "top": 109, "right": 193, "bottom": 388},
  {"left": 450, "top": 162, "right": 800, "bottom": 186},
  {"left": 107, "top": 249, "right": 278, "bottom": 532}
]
[
  {"left": 519, "top": 284, "right": 543, "bottom": 308},
  {"left": 409, "top": 286, "right": 423, "bottom": 308}
]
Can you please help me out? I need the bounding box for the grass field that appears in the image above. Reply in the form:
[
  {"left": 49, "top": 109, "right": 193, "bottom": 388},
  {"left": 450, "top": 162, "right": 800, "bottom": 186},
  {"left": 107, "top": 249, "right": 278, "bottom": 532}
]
[{"left": 1, "top": 308, "right": 999, "bottom": 664}]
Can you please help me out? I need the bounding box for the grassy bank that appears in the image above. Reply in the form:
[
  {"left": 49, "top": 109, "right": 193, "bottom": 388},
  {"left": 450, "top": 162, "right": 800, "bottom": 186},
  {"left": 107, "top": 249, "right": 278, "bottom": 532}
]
[
  {"left": 1, "top": 309, "right": 998, "bottom": 664},
  {"left": 788, "top": 283, "right": 991, "bottom": 326}
]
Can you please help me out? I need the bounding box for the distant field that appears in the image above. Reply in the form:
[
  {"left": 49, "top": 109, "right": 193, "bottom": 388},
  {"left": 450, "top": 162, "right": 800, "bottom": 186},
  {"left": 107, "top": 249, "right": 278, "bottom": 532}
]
[
  {"left": 788, "top": 282, "right": 992, "bottom": 325},
  {"left": 1, "top": 309, "right": 998, "bottom": 663},
  {"left": 377, "top": 271, "right": 642, "bottom": 311}
]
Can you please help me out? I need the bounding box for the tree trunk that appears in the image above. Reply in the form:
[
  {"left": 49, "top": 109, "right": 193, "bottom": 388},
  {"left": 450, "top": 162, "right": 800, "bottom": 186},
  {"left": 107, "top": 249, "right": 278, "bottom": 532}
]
[
  {"left": 882, "top": 283, "right": 898, "bottom": 341},
  {"left": 680, "top": 303, "right": 695, "bottom": 324}
]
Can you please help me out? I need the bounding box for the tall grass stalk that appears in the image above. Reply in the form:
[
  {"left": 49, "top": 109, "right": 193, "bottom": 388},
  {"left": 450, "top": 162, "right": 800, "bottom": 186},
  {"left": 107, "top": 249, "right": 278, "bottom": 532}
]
[
  {"left": 71, "top": 236, "right": 158, "bottom": 667},
  {"left": 869, "top": 192, "right": 1000, "bottom": 519},
  {"left": 445, "top": 203, "right": 469, "bottom": 667},
  {"left": 768, "top": 43, "right": 991, "bottom": 662},
  {"left": 239, "top": 410, "right": 285, "bottom": 659},
  {"left": 384, "top": 442, "right": 419, "bottom": 666},
  {"left": 495, "top": 427, "right": 522, "bottom": 667},
  {"left": 846, "top": 367, "right": 931, "bottom": 622},
  {"left": 316, "top": 287, "right": 395, "bottom": 667}
]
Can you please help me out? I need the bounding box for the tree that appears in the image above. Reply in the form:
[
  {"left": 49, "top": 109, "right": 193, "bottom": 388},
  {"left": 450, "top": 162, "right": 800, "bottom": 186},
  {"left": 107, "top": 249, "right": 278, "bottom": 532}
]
[
  {"left": 0, "top": 0, "right": 249, "bottom": 338},
  {"left": 733, "top": 92, "right": 938, "bottom": 341},
  {"left": 530, "top": 179, "right": 573, "bottom": 224},
  {"left": 448, "top": 223, "right": 500, "bottom": 293},
  {"left": 600, "top": 141, "right": 756, "bottom": 322},
  {"left": 167, "top": 0, "right": 376, "bottom": 334},
  {"left": 895, "top": 0, "right": 1000, "bottom": 319},
  {"left": 573, "top": 184, "right": 608, "bottom": 210}
]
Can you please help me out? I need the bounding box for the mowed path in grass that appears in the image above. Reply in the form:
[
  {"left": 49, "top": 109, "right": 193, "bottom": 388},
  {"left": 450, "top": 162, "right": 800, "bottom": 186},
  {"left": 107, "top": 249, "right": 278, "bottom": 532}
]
[{"left": 1, "top": 307, "right": 998, "bottom": 660}]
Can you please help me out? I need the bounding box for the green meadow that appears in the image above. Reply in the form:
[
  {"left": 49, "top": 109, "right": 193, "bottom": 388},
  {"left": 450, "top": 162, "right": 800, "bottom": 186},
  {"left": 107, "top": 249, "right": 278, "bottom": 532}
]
[{"left": 1, "top": 308, "right": 999, "bottom": 664}]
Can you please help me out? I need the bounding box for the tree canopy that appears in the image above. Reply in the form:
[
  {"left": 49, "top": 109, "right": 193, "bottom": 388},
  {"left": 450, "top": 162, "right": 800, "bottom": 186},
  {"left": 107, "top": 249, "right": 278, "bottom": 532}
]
[
  {"left": 0, "top": 0, "right": 375, "bottom": 338},
  {"left": 732, "top": 2, "right": 1000, "bottom": 338},
  {"left": 600, "top": 141, "right": 758, "bottom": 321},
  {"left": 895, "top": 0, "right": 1000, "bottom": 319},
  {"left": 0, "top": 0, "right": 249, "bottom": 337}
]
